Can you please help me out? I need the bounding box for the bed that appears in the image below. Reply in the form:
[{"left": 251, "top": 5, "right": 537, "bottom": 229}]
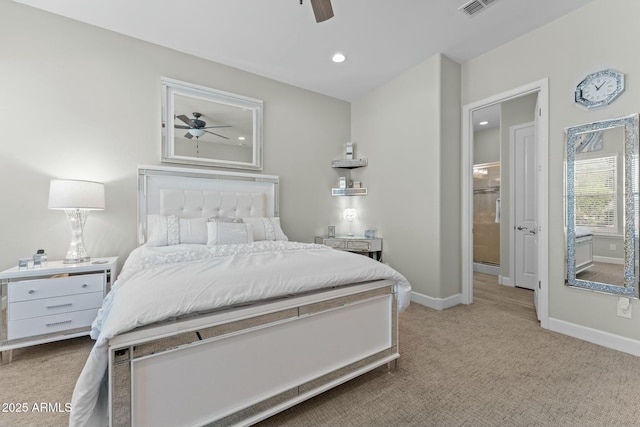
[
  {"left": 575, "top": 226, "right": 594, "bottom": 273},
  {"left": 69, "top": 166, "right": 411, "bottom": 427}
]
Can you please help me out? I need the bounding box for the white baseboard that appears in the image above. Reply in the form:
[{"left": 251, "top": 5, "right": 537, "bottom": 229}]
[
  {"left": 411, "top": 291, "right": 461, "bottom": 310},
  {"left": 593, "top": 256, "right": 624, "bottom": 265},
  {"left": 473, "top": 263, "right": 500, "bottom": 276},
  {"left": 549, "top": 317, "right": 640, "bottom": 357}
]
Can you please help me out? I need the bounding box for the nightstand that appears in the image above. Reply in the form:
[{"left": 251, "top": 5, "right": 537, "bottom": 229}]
[
  {"left": 315, "top": 235, "right": 382, "bottom": 261},
  {"left": 0, "top": 257, "right": 117, "bottom": 362}
]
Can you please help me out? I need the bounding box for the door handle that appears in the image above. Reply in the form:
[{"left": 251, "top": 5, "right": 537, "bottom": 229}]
[{"left": 516, "top": 226, "right": 528, "bottom": 231}]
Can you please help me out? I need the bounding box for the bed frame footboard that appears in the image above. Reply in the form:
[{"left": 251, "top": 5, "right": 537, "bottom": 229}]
[{"left": 108, "top": 280, "right": 399, "bottom": 427}]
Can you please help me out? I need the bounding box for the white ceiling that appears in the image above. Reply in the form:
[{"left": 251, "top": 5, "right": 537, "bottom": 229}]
[
  {"left": 473, "top": 104, "right": 501, "bottom": 131},
  {"left": 14, "top": 0, "right": 596, "bottom": 102}
]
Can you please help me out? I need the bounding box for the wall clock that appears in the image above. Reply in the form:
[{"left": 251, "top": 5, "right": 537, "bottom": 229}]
[{"left": 574, "top": 69, "right": 625, "bottom": 109}]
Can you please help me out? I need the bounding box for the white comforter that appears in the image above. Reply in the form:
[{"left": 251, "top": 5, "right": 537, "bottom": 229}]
[{"left": 69, "top": 241, "right": 411, "bottom": 426}]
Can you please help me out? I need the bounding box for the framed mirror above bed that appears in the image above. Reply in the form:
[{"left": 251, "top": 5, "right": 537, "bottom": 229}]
[
  {"left": 161, "top": 78, "right": 263, "bottom": 170},
  {"left": 565, "top": 113, "right": 639, "bottom": 298}
]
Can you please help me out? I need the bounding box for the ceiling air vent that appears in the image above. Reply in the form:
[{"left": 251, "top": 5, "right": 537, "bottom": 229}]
[{"left": 459, "top": 0, "right": 499, "bottom": 17}]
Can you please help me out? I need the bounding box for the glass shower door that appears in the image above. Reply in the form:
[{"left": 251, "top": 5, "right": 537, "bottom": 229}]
[{"left": 473, "top": 162, "right": 500, "bottom": 265}]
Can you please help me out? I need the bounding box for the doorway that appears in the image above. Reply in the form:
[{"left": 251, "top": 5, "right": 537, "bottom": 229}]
[{"left": 462, "top": 79, "right": 549, "bottom": 329}]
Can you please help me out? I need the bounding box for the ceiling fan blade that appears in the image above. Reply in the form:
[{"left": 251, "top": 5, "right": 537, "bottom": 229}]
[
  {"left": 202, "top": 125, "right": 232, "bottom": 129},
  {"left": 310, "top": 0, "right": 333, "bottom": 22},
  {"left": 174, "top": 125, "right": 191, "bottom": 129},
  {"left": 184, "top": 132, "right": 193, "bottom": 139},
  {"left": 205, "top": 130, "right": 230, "bottom": 140},
  {"left": 176, "top": 115, "right": 193, "bottom": 127}
]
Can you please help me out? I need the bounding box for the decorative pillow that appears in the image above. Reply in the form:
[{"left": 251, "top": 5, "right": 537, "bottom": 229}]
[
  {"left": 243, "top": 217, "right": 288, "bottom": 241},
  {"left": 209, "top": 217, "right": 244, "bottom": 224},
  {"left": 207, "top": 222, "right": 254, "bottom": 246},
  {"left": 167, "top": 215, "right": 180, "bottom": 245},
  {"left": 147, "top": 216, "right": 256, "bottom": 246},
  {"left": 146, "top": 215, "right": 168, "bottom": 246},
  {"left": 179, "top": 217, "right": 208, "bottom": 244},
  {"left": 147, "top": 214, "right": 180, "bottom": 246}
]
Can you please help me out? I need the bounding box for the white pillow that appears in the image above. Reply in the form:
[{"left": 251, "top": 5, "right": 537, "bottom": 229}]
[
  {"left": 242, "top": 217, "right": 288, "bottom": 241},
  {"left": 147, "top": 215, "right": 180, "bottom": 246},
  {"left": 179, "top": 217, "right": 208, "bottom": 244},
  {"left": 207, "top": 222, "right": 254, "bottom": 246}
]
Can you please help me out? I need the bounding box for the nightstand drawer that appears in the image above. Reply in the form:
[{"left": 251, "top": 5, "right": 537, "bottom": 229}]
[
  {"left": 7, "top": 308, "right": 99, "bottom": 340},
  {"left": 8, "top": 291, "right": 103, "bottom": 321},
  {"left": 323, "top": 239, "right": 346, "bottom": 249},
  {"left": 315, "top": 235, "right": 383, "bottom": 261},
  {"left": 347, "top": 241, "right": 371, "bottom": 251},
  {"left": 8, "top": 274, "right": 104, "bottom": 303}
]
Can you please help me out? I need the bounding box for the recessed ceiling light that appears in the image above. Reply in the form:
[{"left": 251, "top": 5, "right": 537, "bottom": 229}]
[
  {"left": 332, "top": 53, "right": 346, "bottom": 63},
  {"left": 479, "top": 121, "right": 489, "bottom": 126},
  {"left": 238, "top": 136, "right": 246, "bottom": 140}
]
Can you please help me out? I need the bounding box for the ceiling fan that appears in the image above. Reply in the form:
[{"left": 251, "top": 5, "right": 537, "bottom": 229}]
[
  {"left": 301, "top": 0, "right": 334, "bottom": 23},
  {"left": 175, "top": 112, "right": 231, "bottom": 140}
]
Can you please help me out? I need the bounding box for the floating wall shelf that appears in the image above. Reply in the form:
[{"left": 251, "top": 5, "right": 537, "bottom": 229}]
[
  {"left": 331, "top": 159, "right": 368, "bottom": 169},
  {"left": 331, "top": 188, "right": 368, "bottom": 196},
  {"left": 331, "top": 157, "right": 368, "bottom": 196}
]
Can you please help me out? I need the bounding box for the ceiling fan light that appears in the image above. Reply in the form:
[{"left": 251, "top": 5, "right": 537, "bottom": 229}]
[
  {"left": 332, "top": 53, "right": 346, "bottom": 63},
  {"left": 188, "top": 128, "right": 206, "bottom": 137}
]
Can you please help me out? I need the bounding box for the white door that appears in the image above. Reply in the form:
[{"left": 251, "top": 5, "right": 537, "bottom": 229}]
[
  {"left": 512, "top": 122, "right": 537, "bottom": 291},
  {"left": 533, "top": 96, "right": 541, "bottom": 319}
]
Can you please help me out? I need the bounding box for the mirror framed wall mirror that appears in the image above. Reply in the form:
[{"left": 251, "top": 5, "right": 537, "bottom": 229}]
[
  {"left": 161, "top": 77, "right": 263, "bottom": 170},
  {"left": 565, "top": 113, "right": 639, "bottom": 298}
]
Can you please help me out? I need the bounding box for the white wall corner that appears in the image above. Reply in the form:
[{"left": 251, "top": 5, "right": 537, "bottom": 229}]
[
  {"left": 549, "top": 317, "right": 640, "bottom": 357},
  {"left": 499, "top": 275, "right": 514, "bottom": 287},
  {"left": 411, "top": 291, "right": 462, "bottom": 310}
]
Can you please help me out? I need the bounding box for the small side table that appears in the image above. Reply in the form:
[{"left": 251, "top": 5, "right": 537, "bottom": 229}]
[
  {"left": 0, "top": 257, "right": 118, "bottom": 363},
  {"left": 315, "top": 235, "right": 382, "bottom": 261}
]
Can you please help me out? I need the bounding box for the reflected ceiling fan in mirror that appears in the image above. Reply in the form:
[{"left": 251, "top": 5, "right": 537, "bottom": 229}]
[
  {"left": 174, "top": 112, "right": 231, "bottom": 140},
  {"left": 300, "top": 0, "right": 334, "bottom": 23}
]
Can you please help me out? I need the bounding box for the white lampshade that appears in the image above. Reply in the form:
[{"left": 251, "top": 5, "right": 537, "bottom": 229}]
[
  {"left": 343, "top": 208, "right": 358, "bottom": 222},
  {"left": 48, "top": 180, "right": 105, "bottom": 210}
]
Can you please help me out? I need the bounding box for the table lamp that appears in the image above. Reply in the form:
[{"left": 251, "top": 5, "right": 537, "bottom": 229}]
[
  {"left": 343, "top": 208, "right": 358, "bottom": 236},
  {"left": 48, "top": 179, "right": 105, "bottom": 264}
]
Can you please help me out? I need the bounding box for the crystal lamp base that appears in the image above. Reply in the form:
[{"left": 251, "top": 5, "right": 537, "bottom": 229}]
[{"left": 63, "top": 209, "right": 91, "bottom": 264}]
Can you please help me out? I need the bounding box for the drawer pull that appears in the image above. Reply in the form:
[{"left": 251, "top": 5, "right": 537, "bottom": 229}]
[
  {"left": 46, "top": 319, "right": 73, "bottom": 327},
  {"left": 28, "top": 290, "right": 35, "bottom": 294},
  {"left": 82, "top": 284, "right": 88, "bottom": 288},
  {"left": 46, "top": 303, "right": 73, "bottom": 309}
]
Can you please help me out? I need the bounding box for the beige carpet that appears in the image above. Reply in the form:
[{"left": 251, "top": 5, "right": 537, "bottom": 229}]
[
  {"left": 2, "top": 283, "right": 640, "bottom": 427},
  {"left": 0, "top": 336, "right": 92, "bottom": 427},
  {"left": 577, "top": 261, "right": 625, "bottom": 287}
]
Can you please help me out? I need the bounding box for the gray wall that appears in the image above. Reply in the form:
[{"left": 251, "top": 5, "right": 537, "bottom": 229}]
[
  {"left": 0, "top": 1, "right": 350, "bottom": 271},
  {"left": 351, "top": 54, "right": 461, "bottom": 300},
  {"left": 474, "top": 127, "right": 500, "bottom": 165},
  {"left": 462, "top": 0, "right": 640, "bottom": 340}
]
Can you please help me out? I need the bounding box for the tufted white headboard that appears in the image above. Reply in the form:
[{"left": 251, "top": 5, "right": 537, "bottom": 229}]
[
  {"left": 158, "top": 189, "right": 267, "bottom": 218},
  {"left": 138, "top": 166, "right": 279, "bottom": 245}
]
